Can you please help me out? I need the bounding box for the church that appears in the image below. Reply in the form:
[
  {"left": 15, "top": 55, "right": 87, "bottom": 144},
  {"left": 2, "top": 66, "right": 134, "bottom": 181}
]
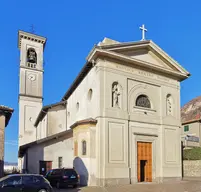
[{"left": 17, "top": 27, "right": 190, "bottom": 186}]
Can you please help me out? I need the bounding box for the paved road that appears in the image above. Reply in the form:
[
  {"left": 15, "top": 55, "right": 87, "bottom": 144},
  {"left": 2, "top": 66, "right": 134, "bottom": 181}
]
[{"left": 54, "top": 180, "right": 201, "bottom": 192}]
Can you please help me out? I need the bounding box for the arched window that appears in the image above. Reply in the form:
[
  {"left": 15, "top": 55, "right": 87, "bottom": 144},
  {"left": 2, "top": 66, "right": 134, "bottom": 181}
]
[
  {"left": 27, "top": 48, "right": 37, "bottom": 68},
  {"left": 88, "top": 89, "right": 93, "bottom": 101},
  {"left": 76, "top": 102, "right": 79, "bottom": 112},
  {"left": 82, "top": 140, "right": 87, "bottom": 155},
  {"left": 136, "top": 95, "right": 151, "bottom": 108}
]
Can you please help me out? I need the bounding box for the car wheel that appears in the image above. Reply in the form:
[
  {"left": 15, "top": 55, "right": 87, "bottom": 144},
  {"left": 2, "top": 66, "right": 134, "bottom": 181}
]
[
  {"left": 38, "top": 189, "right": 47, "bottom": 192},
  {"left": 56, "top": 181, "right": 60, "bottom": 189}
]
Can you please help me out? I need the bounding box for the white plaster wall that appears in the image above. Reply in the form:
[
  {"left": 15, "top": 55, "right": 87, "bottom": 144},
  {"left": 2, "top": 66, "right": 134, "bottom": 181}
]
[
  {"left": 44, "top": 136, "right": 74, "bottom": 169},
  {"left": 19, "top": 97, "right": 42, "bottom": 146},
  {"left": 36, "top": 115, "right": 48, "bottom": 140},
  {"left": 66, "top": 66, "right": 100, "bottom": 129},
  {"left": 36, "top": 121, "right": 41, "bottom": 140},
  {"left": 41, "top": 115, "right": 47, "bottom": 139},
  {"left": 19, "top": 68, "right": 43, "bottom": 97},
  {"left": 26, "top": 135, "right": 73, "bottom": 174},
  {"left": 47, "top": 107, "right": 67, "bottom": 136}
]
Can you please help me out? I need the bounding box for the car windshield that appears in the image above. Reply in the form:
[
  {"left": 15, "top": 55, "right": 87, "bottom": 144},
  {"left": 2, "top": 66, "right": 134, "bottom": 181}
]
[{"left": 45, "top": 170, "right": 53, "bottom": 176}]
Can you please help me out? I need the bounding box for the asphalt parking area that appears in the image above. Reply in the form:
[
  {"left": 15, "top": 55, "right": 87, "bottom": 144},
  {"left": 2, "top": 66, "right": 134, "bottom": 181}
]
[{"left": 54, "top": 180, "right": 201, "bottom": 192}]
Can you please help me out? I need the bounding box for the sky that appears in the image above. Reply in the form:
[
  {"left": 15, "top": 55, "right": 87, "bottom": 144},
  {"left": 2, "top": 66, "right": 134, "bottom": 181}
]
[{"left": 1, "top": 0, "right": 201, "bottom": 162}]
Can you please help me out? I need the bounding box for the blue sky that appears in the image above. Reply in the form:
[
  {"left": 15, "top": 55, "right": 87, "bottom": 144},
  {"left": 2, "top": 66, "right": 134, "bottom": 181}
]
[{"left": 1, "top": 0, "right": 200, "bottom": 162}]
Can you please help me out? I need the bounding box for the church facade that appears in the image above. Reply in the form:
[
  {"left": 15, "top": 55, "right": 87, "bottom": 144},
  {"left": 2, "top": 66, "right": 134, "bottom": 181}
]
[{"left": 18, "top": 30, "right": 190, "bottom": 186}]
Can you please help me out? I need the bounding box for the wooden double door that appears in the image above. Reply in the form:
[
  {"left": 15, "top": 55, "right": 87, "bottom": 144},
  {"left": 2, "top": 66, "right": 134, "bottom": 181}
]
[{"left": 137, "top": 142, "right": 152, "bottom": 182}]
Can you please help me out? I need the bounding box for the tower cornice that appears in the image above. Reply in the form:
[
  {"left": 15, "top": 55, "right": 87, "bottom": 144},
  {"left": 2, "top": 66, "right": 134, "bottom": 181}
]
[
  {"left": 18, "top": 30, "right": 47, "bottom": 49},
  {"left": 20, "top": 65, "right": 44, "bottom": 72}
]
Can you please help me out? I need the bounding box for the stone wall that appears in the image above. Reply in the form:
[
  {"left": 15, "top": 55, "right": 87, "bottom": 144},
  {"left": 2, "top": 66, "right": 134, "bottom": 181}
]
[
  {"left": 183, "top": 160, "right": 201, "bottom": 177},
  {"left": 0, "top": 115, "right": 5, "bottom": 177}
]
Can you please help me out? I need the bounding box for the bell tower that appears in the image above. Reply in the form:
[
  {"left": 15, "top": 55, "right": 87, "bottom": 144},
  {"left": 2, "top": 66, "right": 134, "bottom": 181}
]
[{"left": 18, "top": 30, "right": 46, "bottom": 146}]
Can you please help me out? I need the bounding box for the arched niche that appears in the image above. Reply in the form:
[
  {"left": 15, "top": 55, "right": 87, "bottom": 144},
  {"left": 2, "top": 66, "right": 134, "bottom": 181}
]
[
  {"left": 111, "top": 82, "right": 122, "bottom": 109},
  {"left": 166, "top": 94, "right": 174, "bottom": 116}
]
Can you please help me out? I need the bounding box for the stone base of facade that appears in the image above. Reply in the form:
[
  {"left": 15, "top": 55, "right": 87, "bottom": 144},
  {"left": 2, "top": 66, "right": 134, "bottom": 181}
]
[
  {"left": 95, "top": 178, "right": 130, "bottom": 187},
  {"left": 91, "top": 177, "right": 182, "bottom": 187}
]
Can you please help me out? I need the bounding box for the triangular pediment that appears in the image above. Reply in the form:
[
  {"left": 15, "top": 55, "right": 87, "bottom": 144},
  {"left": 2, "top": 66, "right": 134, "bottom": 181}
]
[
  {"left": 116, "top": 48, "right": 175, "bottom": 71},
  {"left": 92, "top": 38, "right": 190, "bottom": 77}
]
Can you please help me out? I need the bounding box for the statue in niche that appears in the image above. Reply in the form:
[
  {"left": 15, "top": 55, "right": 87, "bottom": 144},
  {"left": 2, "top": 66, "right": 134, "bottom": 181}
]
[
  {"left": 167, "top": 94, "right": 173, "bottom": 116},
  {"left": 27, "top": 48, "right": 37, "bottom": 63},
  {"left": 112, "top": 82, "right": 121, "bottom": 108}
]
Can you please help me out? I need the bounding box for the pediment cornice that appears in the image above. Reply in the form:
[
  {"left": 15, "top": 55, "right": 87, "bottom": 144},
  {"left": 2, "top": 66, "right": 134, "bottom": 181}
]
[{"left": 87, "top": 47, "right": 190, "bottom": 81}]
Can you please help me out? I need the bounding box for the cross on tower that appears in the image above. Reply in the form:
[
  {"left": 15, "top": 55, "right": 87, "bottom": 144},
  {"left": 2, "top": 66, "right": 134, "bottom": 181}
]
[
  {"left": 30, "top": 24, "right": 35, "bottom": 34},
  {"left": 139, "top": 24, "right": 147, "bottom": 41}
]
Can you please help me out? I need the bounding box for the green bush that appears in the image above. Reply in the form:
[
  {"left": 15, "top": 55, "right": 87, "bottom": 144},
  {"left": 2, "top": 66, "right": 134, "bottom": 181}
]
[{"left": 183, "top": 147, "right": 201, "bottom": 160}]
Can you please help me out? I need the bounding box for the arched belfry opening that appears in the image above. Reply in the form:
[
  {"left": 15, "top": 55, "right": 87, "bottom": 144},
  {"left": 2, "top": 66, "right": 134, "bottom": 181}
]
[{"left": 27, "top": 48, "right": 37, "bottom": 68}]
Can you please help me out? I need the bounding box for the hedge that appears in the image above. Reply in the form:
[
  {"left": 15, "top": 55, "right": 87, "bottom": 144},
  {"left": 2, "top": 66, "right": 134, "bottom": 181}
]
[{"left": 183, "top": 147, "right": 201, "bottom": 160}]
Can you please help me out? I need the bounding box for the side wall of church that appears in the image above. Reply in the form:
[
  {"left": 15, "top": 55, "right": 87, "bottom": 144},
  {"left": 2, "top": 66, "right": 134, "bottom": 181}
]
[
  {"left": 26, "top": 133, "right": 73, "bottom": 174},
  {"left": 44, "top": 135, "right": 74, "bottom": 169},
  {"left": 47, "top": 106, "right": 67, "bottom": 136},
  {"left": 96, "top": 58, "right": 182, "bottom": 185},
  {"left": 64, "top": 63, "right": 102, "bottom": 185},
  {"left": 36, "top": 105, "right": 67, "bottom": 141},
  {"left": 36, "top": 115, "right": 47, "bottom": 140},
  {"left": 66, "top": 66, "right": 101, "bottom": 129}
]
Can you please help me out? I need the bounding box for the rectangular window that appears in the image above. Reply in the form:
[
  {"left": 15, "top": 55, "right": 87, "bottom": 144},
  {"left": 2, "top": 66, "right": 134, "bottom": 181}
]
[
  {"left": 184, "top": 125, "right": 189, "bottom": 132},
  {"left": 58, "top": 157, "right": 63, "bottom": 168}
]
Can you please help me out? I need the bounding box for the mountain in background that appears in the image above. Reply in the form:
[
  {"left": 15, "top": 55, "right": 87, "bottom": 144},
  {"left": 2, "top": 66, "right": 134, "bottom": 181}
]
[{"left": 4, "top": 162, "right": 18, "bottom": 166}]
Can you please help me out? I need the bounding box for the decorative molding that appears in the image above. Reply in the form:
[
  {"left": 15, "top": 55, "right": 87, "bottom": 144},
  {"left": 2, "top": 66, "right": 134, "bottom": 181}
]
[
  {"left": 20, "top": 65, "right": 44, "bottom": 72},
  {"left": 133, "top": 106, "right": 156, "bottom": 112},
  {"left": 18, "top": 30, "right": 46, "bottom": 49},
  {"left": 19, "top": 94, "right": 43, "bottom": 99},
  {"left": 134, "top": 132, "right": 158, "bottom": 137}
]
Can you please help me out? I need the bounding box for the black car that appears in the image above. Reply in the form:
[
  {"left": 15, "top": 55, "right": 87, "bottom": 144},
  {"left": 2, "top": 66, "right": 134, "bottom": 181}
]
[
  {"left": 45, "top": 168, "right": 79, "bottom": 189},
  {"left": 0, "top": 174, "right": 53, "bottom": 192}
]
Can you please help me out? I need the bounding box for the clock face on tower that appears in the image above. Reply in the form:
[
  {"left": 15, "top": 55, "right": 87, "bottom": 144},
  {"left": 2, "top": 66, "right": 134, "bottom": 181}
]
[{"left": 28, "top": 74, "right": 36, "bottom": 81}]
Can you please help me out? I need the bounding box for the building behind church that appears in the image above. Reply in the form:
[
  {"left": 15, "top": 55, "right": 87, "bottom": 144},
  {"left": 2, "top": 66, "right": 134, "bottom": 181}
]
[
  {"left": 17, "top": 30, "right": 190, "bottom": 186},
  {"left": 0, "top": 105, "right": 14, "bottom": 177},
  {"left": 181, "top": 96, "right": 201, "bottom": 148}
]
